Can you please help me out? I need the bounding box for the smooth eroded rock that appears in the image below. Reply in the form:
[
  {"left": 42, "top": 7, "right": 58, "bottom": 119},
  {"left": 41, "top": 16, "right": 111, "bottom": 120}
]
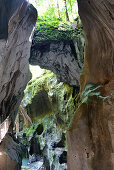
[
  {"left": 0, "top": 0, "right": 37, "bottom": 169},
  {"left": 67, "top": 1, "right": 114, "bottom": 170}
]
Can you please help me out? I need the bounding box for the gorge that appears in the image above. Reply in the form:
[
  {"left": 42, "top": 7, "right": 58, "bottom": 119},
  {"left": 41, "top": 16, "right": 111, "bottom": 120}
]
[{"left": 0, "top": 0, "right": 113, "bottom": 170}]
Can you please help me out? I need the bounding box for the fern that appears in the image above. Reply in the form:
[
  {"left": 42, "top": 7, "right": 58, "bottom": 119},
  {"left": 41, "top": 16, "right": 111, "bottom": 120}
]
[{"left": 81, "top": 83, "right": 103, "bottom": 103}]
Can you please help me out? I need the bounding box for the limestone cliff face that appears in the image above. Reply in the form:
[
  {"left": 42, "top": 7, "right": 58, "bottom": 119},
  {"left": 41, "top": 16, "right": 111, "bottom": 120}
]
[
  {"left": 67, "top": 0, "right": 114, "bottom": 170},
  {"left": 30, "top": 39, "right": 84, "bottom": 86},
  {"left": 0, "top": 0, "right": 37, "bottom": 169}
]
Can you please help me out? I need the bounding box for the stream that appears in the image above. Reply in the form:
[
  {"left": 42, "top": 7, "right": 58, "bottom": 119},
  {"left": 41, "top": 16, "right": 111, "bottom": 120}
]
[{"left": 21, "top": 158, "right": 43, "bottom": 170}]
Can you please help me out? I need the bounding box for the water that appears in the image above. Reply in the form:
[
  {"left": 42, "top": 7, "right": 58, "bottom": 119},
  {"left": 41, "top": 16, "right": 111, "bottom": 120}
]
[
  {"left": 21, "top": 158, "right": 43, "bottom": 170},
  {"left": 22, "top": 158, "right": 29, "bottom": 166}
]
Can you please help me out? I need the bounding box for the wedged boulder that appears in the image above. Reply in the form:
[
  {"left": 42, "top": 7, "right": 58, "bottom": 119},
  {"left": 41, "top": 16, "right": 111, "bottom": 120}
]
[
  {"left": 30, "top": 39, "right": 84, "bottom": 86},
  {"left": 67, "top": 0, "right": 114, "bottom": 170},
  {"left": 0, "top": 0, "right": 37, "bottom": 168}
]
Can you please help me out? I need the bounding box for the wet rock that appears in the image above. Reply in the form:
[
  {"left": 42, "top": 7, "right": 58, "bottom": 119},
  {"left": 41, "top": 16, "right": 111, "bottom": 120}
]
[
  {"left": 20, "top": 70, "right": 79, "bottom": 169},
  {"left": 43, "top": 156, "right": 50, "bottom": 170},
  {"left": 29, "top": 154, "right": 42, "bottom": 164}
]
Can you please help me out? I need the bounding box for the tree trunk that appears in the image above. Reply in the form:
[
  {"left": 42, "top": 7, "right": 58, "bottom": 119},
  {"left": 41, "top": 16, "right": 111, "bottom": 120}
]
[
  {"left": 63, "top": 0, "right": 69, "bottom": 21},
  {"left": 67, "top": 0, "right": 114, "bottom": 170},
  {"left": 57, "top": 0, "right": 61, "bottom": 19}
]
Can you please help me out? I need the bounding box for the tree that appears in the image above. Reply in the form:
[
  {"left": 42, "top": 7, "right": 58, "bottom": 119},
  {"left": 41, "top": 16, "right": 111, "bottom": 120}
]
[
  {"left": 63, "top": 0, "right": 69, "bottom": 21},
  {"left": 57, "top": 0, "right": 61, "bottom": 19}
]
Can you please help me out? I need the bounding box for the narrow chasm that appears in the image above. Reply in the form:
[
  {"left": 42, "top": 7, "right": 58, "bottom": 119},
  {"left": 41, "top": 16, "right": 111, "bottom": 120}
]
[
  {"left": 17, "top": 66, "right": 80, "bottom": 170},
  {"left": 14, "top": 1, "right": 84, "bottom": 170},
  {"left": 0, "top": 0, "right": 113, "bottom": 170},
  {"left": 0, "top": 0, "right": 84, "bottom": 169}
]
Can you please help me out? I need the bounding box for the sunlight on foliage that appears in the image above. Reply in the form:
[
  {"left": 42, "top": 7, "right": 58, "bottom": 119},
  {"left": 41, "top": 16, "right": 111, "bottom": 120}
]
[
  {"left": 29, "top": 0, "right": 78, "bottom": 21},
  {"left": 29, "top": 0, "right": 83, "bottom": 42}
]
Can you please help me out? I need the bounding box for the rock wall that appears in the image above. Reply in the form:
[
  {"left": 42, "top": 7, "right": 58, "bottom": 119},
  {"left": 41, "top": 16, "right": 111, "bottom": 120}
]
[
  {"left": 30, "top": 39, "right": 84, "bottom": 86},
  {"left": 67, "top": 0, "right": 114, "bottom": 170},
  {"left": 0, "top": 0, "right": 37, "bottom": 169},
  {"left": 18, "top": 70, "right": 79, "bottom": 169},
  {"left": 0, "top": 134, "right": 22, "bottom": 170},
  {"left": 22, "top": 70, "right": 78, "bottom": 125},
  {"left": 0, "top": 0, "right": 37, "bottom": 130}
]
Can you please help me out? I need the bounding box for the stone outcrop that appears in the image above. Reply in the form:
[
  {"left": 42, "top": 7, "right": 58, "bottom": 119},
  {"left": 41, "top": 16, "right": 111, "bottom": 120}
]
[
  {"left": 18, "top": 70, "right": 79, "bottom": 169},
  {"left": 0, "top": 134, "right": 22, "bottom": 170},
  {"left": 22, "top": 70, "right": 78, "bottom": 125},
  {"left": 0, "top": 0, "right": 24, "bottom": 39},
  {"left": 67, "top": 0, "right": 114, "bottom": 170},
  {"left": 30, "top": 39, "right": 84, "bottom": 86},
  {"left": 0, "top": 0, "right": 37, "bottom": 130},
  {"left": 0, "top": 0, "right": 37, "bottom": 169}
]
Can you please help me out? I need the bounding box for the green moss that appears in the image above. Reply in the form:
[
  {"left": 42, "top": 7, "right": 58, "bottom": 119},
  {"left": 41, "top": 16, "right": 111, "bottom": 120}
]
[
  {"left": 22, "top": 70, "right": 55, "bottom": 106},
  {"left": 20, "top": 71, "right": 81, "bottom": 166},
  {"left": 33, "top": 16, "right": 83, "bottom": 42},
  {"left": 26, "top": 89, "right": 53, "bottom": 122},
  {"left": 22, "top": 69, "right": 81, "bottom": 133}
]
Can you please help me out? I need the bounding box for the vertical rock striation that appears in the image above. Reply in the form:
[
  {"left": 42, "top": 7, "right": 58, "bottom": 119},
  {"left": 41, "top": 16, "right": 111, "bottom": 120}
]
[
  {"left": 67, "top": 0, "right": 114, "bottom": 170},
  {"left": 0, "top": 0, "right": 37, "bottom": 169}
]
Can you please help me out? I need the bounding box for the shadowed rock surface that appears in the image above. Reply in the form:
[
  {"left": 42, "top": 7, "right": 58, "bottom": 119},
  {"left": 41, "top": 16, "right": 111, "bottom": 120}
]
[
  {"left": 67, "top": 0, "right": 114, "bottom": 170},
  {"left": 0, "top": 0, "right": 24, "bottom": 39},
  {"left": 0, "top": 0, "right": 37, "bottom": 169},
  {"left": 30, "top": 39, "right": 84, "bottom": 86}
]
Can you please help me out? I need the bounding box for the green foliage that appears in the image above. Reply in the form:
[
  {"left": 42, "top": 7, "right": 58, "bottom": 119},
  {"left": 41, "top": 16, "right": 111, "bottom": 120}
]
[
  {"left": 32, "top": 0, "right": 83, "bottom": 42},
  {"left": 33, "top": 0, "right": 79, "bottom": 22},
  {"left": 22, "top": 69, "right": 80, "bottom": 131},
  {"left": 22, "top": 70, "right": 55, "bottom": 106},
  {"left": 19, "top": 69, "right": 81, "bottom": 164},
  {"left": 34, "top": 16, "right": 83, "bottom": 42},
  {"left": 81, "top": 83, "right": 110, "bottom": 104},
  {"left": 25, "top": 121, "right": 39, "bottom": 137},
  {"left": 81, "top": 83, "right": 102, "bottom": 103},
  {"left": 44, "top": 5, "right": 56, "bottom": 18}
]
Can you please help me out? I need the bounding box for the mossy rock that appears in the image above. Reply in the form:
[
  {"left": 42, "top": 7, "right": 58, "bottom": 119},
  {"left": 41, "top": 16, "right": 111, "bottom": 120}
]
[
  {"left": 26, "top": 89, "right": 53, "bottom": 122},
  {"left": 21, "top": 69, "right": 81, "bottom": 140},
  {"left": 33, "top": 16, "right": 83, "bottom": 43}
]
